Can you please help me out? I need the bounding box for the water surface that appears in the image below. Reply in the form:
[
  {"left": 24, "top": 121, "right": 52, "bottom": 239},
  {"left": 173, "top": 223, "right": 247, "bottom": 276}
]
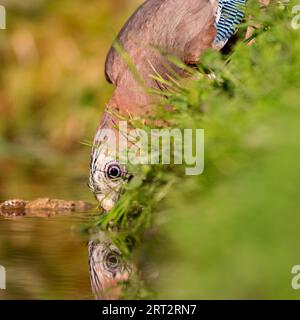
[{"left": 0, "top": 212, "right": 94, "bottom": 299}]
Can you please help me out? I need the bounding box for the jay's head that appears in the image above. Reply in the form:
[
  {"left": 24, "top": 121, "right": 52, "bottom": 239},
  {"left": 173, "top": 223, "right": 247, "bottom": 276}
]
[
  {"left": 89, "top": 112, "right": 133, "bottom": 212},
  {"left": 89, "top": 153, "right": 131, "bottom": 212}
]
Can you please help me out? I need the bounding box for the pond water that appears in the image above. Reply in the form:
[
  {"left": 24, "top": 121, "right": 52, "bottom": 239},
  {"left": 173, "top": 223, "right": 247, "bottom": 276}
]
[
  {"left": 0, "top": 143, "right": 135, "bottom": 299},
  {"left": 0, "top": 212, "right": 95, "bottom": 299}
]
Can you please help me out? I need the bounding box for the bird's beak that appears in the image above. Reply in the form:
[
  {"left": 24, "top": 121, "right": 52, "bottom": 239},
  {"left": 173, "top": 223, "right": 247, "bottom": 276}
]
[
  {"left": 125, "top": 173, "right": 134, "bottom": 182},
  {"left": 95, "top": 192, "right": 118, "bottom": 212}
]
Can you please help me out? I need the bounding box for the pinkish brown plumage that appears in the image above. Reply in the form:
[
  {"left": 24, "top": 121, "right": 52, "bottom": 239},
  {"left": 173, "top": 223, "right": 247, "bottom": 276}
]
[
  {"left": 104, "top": 0, "right": 216, "bottom": 121},
  {"left": 89, "top": 0, "right": 245, "bottom": 211}
]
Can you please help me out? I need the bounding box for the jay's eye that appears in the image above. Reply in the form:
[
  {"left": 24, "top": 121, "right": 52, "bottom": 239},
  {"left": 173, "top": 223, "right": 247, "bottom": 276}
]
[
  {"left": 107, "top": 164, "right": 122, "bottom": 179},
  {"left": 106, "top": 252, "right": 120, "bottom": 269},
  {"left": 103, "top": 250, "right": 124, "bottom": 274}
]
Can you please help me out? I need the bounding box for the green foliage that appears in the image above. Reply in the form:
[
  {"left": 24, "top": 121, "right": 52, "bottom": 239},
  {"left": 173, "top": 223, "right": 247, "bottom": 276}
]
[{"left": 93, "top": 1, "right": 300, "bottom": 299}]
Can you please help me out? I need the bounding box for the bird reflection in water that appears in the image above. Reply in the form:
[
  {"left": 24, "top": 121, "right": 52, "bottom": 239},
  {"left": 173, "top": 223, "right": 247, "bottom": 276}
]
[{"left": 88, "top": 234, "right": 131, "bottom": 300}]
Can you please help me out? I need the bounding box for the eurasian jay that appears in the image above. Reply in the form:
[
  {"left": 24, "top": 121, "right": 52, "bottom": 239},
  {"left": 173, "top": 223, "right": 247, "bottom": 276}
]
[{"left": 89, "top": 0, "right": 247, "bottom": 211}]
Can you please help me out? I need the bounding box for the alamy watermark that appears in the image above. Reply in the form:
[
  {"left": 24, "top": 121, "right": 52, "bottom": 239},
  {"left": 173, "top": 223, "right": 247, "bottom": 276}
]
[
  {"left": 0, "top": 265, "right": 5, "bottom": 290},
  {"left": 93, "top": 121, "right": 204, "bottom": 175},
  {"left": 291, "top": 265, "right": 300, "bottom": 290},
  {"left": 0, "top": 5, "right": 6, "bottom": 30},
  {"left": 292, "top": 4, "right": 300, "bottom": 29},
  {"left": 281, "top": 0, "right": 300, "bottom": 29}
]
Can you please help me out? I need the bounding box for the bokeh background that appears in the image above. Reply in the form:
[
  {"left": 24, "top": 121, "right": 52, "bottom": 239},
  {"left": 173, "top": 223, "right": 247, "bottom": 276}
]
[
  {"left": 0, "top": 0, "right": 142, "bottom": 201},
  {"left": 0, "top": 0, "right": 142, "bottom": 300},
  {"left": 1, "top": 0, "right": 300, "bottom": 300}
]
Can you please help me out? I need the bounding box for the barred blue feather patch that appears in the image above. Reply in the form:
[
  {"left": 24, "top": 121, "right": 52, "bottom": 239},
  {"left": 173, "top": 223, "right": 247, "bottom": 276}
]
[{"left": 214, "top": 0, "right": 247, "bottom": 48}]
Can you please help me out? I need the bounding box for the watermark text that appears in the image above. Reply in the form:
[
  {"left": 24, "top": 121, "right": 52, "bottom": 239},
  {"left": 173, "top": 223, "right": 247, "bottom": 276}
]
[
  {"left": 93, "top": 121, "right": 204, "bottom": 176},
  {"left": 0, "top": 265, "right": 5, "bottom": 290},
  {"left": 0, "top": 5, "right": 6, "bottom": 30}
]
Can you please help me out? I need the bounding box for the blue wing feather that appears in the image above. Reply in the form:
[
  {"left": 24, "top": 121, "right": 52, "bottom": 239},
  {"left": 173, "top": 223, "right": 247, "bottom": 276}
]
[{"left": 214, "top": 0, "right": 247, "bottom": 48}]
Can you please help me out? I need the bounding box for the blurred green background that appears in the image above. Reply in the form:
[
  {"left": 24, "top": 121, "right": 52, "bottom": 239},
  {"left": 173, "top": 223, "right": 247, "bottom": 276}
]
[{"left": 147, "top": 3, "right": 300, "bottom": 299}]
